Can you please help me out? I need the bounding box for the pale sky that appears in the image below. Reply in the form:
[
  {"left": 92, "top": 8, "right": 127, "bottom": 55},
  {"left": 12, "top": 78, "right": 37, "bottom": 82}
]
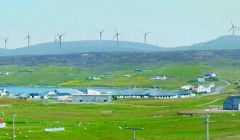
[{"left": 0, "top": 0, "right": 239, "bottom": 49}]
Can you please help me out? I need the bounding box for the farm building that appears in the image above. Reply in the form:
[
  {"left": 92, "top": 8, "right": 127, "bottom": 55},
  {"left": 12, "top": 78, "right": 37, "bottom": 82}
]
[
  {"left": 46, "top": 89, "right": 112, "bottom": 103},
  {"left": 0, "top": 120, "right": 6, "bottom": 128},
  {"left": 223, "top": 96, "right": 240, "bottom": 110},
  {"left": 112, "top": 89, "right": 193, "bottom": 99},
  {"left": 72, "top": 94, "right": 112, "bottom": 103},
  {"left": 113, "top": 93, "right": 149, "bottom": 99},
  {"left": 177, "top": 91, "right": 195, "bottom": 98},
  {"left": 46, "top": 89, "right": 84, "bottom": 101}
]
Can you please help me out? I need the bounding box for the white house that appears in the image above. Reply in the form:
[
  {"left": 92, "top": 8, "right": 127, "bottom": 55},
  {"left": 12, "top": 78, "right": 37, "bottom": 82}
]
[
  {"left": 0, "top": 120, "right": 6, "bottom": 128},
  {"left": 194, "top": 84, "right": 215, "bottom": 93},
  {"left": 197, "top": 77, "right": 205, "bottom": 82},
  {"left": 204, "top": 72, "right": 217, "bottom": 78},
  {"left": 0, "top": 89, "right": 10, "bottom": 96},
  {"left": 123, "top": 75, "right": 130, "bottom": 78},
  {"left": 151, "top": 75, "right": 167, "bottom": 80},
  {"left": 181, "top": 85, "right": 192, "bottom": 90},
  {"left": 88, "top": 77, "right": 101, "bottom": 80}
]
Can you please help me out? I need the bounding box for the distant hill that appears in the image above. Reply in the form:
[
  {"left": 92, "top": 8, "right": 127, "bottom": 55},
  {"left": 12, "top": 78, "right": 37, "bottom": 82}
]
[
  {"left": 1, "top": 40, "right": 167, "bottom": 56},
  {"left": 177, "top": 35, "right": 240, "bottom": 51},
  {"left": 1, "top": 35, "right": 240, "bottom": 56}
]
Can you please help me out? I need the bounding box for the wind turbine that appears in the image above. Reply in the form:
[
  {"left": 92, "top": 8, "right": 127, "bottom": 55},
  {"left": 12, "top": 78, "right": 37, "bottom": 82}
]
[
  {"left": 113, "top": 27, "right": 120, "bottom": 46},
  {"left": 24, "top": 32, "right": 31, "bottom": 47},
  {"left": 97, "top": 29, "right": 105, "bottom": 40},
  {"left": 58, "top": 33, "right": 66, "bottom": 47},
  {"left": 143, "top": 32, "right": 151, "bottom": 44},
  {"left": 229, "top": 21, "right": 239, "bottom": 36},
  {"left": 1, "top": 36, "right": 10, "bottom": 49}
]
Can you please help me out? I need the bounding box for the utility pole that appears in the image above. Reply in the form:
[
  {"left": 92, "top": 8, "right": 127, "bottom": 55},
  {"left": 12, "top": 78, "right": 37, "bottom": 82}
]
[
  {"left": 12, "top": 114, "right": 16, "bottom": 140},
  {"left": 205, "top": 110, "right": 209, "bottom": 140}
]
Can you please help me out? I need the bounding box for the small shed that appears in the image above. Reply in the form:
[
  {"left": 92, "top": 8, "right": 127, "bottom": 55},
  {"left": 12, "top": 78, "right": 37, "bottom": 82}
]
[
  {"left": 0, "top": 119, "right": 6, "bottom": 128},
  {"left": 223, "top": 96, "right": 240, "bottom": 110}
]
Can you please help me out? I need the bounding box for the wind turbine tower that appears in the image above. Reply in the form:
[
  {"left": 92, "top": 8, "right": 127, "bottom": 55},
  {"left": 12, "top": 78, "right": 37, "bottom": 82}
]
[
  {"left": 1, "top": 36, "right": 10, "bottom": 49},
  {"left": 113, "top": 27, "right": 120, "bottom": 47},
  {"left": 229, "top": 21, "right": 239, "bottom": 36},
  {"left": 144, "top": 32, "right": 151, "bottom": 44},
  {"left": 24, "top": 32, "right": 31, "bottom": 47},
  {"left": 58, "top": 33, "right": 66, "bottom": 47},
  {"left": 97, "top": 29, "right": 105, "bottom": 40}
]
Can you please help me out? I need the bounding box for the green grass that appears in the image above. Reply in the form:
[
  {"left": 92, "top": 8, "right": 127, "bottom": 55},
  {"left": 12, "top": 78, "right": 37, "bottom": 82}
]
[
  {"left": 0, "top": 63, "right": 239, "bottom": 90},
  {"left": 0, "top": 93, "right": 239, "bottom": 140}
]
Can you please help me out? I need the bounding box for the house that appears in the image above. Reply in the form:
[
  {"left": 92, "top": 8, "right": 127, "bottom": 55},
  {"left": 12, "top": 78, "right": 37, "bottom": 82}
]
[
  {"left": 192, "top": 84, "right": 214, "bottom": 93},
  {"left": 0, "top": 119, "right": 6, "bottom": 128},
  {"left": 204, "top": 72, "right": 217, "bottom": 78},
  {"left": 88, "top": 77, "right": 101, "bottom": 80},
  {"left": 0, "top": 89, "right": 10, "bottom": 96},
  {"left": 0, "top": 72, "right": 10, "bottom": 76},
  {"left": 181, "top": 85, "right": 192, "bottom": 90},
  {"left": 197, "top": 77, "right": 205, "bottom": 82},
  {"left": 223, "top": 96, "right": 240, "bottom": 110},
  {"left": 29, "top": 93, "right": 42, "bottom": 100},
  {"left": 151, "top": 75, "right": 167, "bottom": 80},
  {"left": 123, "top": 75, "right": 130, "bottom": 78}
]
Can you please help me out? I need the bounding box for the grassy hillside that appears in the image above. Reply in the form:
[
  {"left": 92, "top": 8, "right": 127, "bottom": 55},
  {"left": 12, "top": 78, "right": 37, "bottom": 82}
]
[
  {"left": 0, "top": 63, "right": 238, "bottom": 90},
  {"left": 0, "top": 93, "right": 239, "bottom": 140}
]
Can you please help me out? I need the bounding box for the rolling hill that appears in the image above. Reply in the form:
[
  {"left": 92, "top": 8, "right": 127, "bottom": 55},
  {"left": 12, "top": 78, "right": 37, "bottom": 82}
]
[
  {"left": 177, "top": 35, "right": 240, "bottom": 51},
  {"left": 1, "top": 40, "right": 166, "bottom": 56},
  {"left": 0, "top": 35, "right": 240, "bottom": 56}
]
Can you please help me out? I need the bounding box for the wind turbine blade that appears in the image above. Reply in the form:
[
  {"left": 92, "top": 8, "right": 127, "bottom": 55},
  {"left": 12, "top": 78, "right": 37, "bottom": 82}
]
[
  {"left": 229, "top": 27, "right": 233, "bottom": 32},
  {"left": 101, "top": 28, "right": 105, "bottom": 33},
  {"left": 114, "top": 26, "right": 118, "bottom": 33},
  {"left": 112, "top": 34, "right": 117, "bottom": 40}
]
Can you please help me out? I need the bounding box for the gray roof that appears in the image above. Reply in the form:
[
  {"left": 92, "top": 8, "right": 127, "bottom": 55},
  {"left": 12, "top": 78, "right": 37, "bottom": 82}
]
[{"left": 224, "top": 96, "right": 240, "bottom": 104}]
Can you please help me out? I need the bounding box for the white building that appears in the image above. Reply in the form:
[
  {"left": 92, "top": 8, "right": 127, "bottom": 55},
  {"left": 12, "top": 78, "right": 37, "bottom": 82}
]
[
  {"left": 151, "top": 75, "right": 167, "bottom": 80},
  {"left": 123, "top": 75, "right": 130, "bottom": 78},
  {"left": 181, "top": 85, "right": 192, "bottom": 90},
  {"left": 204, "top": 72, "right": 217, "bottom": 78},
  {"left": 197, "top": 77, "right": 205, "bottom": 82},
  {"left": 195, "top": 84, "right": 215, "bottom": 93},
  {"left": 0, "top": 89, "right": 10, "bottom": 96}
]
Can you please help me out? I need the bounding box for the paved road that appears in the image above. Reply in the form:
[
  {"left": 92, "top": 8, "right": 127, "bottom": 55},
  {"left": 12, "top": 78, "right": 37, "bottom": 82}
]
[{"left": 212, "top": 79, "right": 231, "bottom": 94}]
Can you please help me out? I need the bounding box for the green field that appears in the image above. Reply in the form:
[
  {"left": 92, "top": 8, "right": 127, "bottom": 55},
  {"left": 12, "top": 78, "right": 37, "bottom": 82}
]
[
  {"left": 0, "top": 64, "right": 239, "bottom": 90},
  {"left": 0, "top": 52, "right": 239, "bottom": 139},
  {"left": 0, "top": 93, "right": 240, "bottom": 140}
]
